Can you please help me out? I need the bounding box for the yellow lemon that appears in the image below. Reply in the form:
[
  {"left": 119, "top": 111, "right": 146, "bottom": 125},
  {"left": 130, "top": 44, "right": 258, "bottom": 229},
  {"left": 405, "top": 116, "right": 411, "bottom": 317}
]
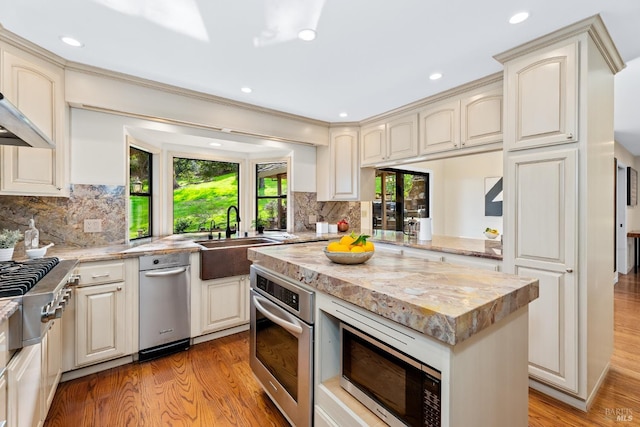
[
  {"left": 339, "top": 235, "right": 355, "bottom": 246},
  {"left": 350, "top": 246, "right": 365, "bottom": 253},
  {"left": 363, "top": 241, "right": 375, "bottom": 252},
  {"left": 328, "top": 242, "right": 350, "bottom": 252}
]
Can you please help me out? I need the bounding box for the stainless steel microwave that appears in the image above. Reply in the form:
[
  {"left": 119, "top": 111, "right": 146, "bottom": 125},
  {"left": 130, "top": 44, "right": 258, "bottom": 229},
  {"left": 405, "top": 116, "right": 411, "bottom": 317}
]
[{"left": 340, "top": 322, "right": 441, "bottom": 427}]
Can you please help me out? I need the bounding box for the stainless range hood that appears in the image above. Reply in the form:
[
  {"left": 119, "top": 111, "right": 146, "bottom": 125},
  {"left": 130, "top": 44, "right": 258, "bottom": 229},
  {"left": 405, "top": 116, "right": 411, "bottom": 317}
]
[{"left": 0, "top": 92, "right": 55, "bottom": 149}]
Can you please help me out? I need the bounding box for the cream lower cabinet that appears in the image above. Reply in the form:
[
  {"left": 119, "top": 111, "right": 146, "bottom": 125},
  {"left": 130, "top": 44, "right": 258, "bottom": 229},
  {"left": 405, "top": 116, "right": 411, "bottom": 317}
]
[
  {"left": 8, "top": 342, "right": 43, "bottom": 427},
  {"left": 0, "top": 43, "right": 68, "bottom": 196},
  {"left": 506, "top": 148, "right": 578, "bottom": 393},
  {"left": 75, "top": 281, "right": 127, "bottom": 366},
  {"left": 200, "top": 275, "right": 249, "bottom": 334},
  {"left": 42, "top": 319, "right": 62, "bottom": 415}
]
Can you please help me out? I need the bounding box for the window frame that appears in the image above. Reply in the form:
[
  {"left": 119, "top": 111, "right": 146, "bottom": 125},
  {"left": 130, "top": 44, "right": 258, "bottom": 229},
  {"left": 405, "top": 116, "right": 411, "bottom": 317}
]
[{"left": 129, "top": 145, "right": 153, "bottom": 241}]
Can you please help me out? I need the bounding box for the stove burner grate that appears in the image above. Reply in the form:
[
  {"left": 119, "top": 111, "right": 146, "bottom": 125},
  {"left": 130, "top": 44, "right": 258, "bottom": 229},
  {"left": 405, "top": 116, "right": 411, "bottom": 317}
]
[{"left": 0, "top": 257, "right": 60, "bottom": 298}]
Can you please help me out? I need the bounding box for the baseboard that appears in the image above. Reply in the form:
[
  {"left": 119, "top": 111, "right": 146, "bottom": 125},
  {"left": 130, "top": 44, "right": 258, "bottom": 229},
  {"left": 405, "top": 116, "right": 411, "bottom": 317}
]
[
  {"left": 529, "top": 379, "right": 588, "bottom": 412},
  {"left": 61, "top": 355, "right": 134, "bottom": 382},
  {"left": 192, "top": 323, "right": 249, "bottom": 345}
]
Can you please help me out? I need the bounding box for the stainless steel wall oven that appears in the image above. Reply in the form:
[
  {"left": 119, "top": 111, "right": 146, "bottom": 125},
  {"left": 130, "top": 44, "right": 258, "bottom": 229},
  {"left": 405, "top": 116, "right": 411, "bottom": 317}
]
[{"left": 249, "top": 264, "right": 314, "bottom": 427}]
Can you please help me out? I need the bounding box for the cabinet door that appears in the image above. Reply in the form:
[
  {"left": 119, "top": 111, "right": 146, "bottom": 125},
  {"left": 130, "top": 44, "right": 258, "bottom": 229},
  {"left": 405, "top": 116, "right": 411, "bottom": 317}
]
[
  {"left": 8, "top": 343, "right": 42, "bottom": 427},
  {"left": 201, "top": 275, "right": 248, "bottom": 333},
  {"left": 75, "top": 283, "right": 127, "bottom": 366},
  {"left": 0, "top": 368, "right": 6, "bottom": 427},
  {"left": 506, "top": 148, "right": 578, "bottom": 392},
  {"left": 360, "top": 123, "right": 386, "bottom": 166},
  {"left": 419, "top": 100, "right": 460, "bottom": 154},
  {"left": 43, "top": 319, "right": 62, "bottom": 414},
  {"left": 504, "top": 42, "right": 578, "bottom": 150},
  {"left": 386, "top": 114, "right": 418, "bottom": 161},
  {"left": 330, "top": 130, "right": 358, "bottom": 200},
  {"left": 0, "top": 48, "right": 67, "bottom": 196},
  {"left": 461, "top": 87, "right": 503, "bottom": 148}
]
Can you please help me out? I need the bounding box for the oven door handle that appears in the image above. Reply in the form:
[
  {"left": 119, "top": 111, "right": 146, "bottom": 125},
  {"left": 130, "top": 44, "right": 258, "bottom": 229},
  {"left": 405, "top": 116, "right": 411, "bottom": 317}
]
[{"left": 252, "top": 293, "right": 303, "bottom": 337}]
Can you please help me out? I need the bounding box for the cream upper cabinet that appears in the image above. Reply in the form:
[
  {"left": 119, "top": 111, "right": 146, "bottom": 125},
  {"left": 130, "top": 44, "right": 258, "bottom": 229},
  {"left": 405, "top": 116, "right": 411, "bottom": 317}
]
[
  {"left": 360, "top": 123, "right": 386, "bottom": 166},
  {"left": 461, "top": 87, "right": 503, "bottom": 148},
  {"left": 0, "top": 44, "right": 68, "bottom": 196},
  {"left": 386, "top": 114, "right": 418, "bottom": 161},
  {"left": 506, "top": 148, "right": 578, "bottom": 393},
  {"left": 360, "top": 114, "right": 418, "bottom": 166},
  {"left": 504, "top": 42, "right": 578, "bottom": 151},
  {"left": 419, "top": 99, "right": 460, "bottom": 154},
  {"left": 317, "top": 129, "right": 375, "bottom": 201}
]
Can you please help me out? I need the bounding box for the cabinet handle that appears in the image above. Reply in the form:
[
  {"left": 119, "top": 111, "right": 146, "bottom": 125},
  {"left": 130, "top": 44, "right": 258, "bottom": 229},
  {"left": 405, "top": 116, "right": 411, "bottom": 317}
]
[
  {"left": 566, "top": 133, "right": 574, "bottom": 140},
  {"left": 566, "top": 268, "right": 574, "bottom": 273},
  {"left": 91, "top": 273, "right": 111, "bottom": 278}
]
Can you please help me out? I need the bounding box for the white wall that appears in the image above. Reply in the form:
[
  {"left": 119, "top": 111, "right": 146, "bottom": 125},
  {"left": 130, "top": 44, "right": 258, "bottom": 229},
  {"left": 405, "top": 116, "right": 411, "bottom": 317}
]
[{"left": 410, "top": 151, "right": 503, "bottom": 239}]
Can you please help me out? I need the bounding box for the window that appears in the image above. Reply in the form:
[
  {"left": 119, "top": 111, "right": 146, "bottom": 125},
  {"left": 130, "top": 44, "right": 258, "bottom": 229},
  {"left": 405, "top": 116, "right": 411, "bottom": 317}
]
[
  {"left": 373, "top": 168, "right": 429, "bottom": 231},
  {"left": 129, "top": 147, "right": 152, "bottom": 240},
  {"left": 256, "top": 162, "right": 287, "bottom": 231},
  {"left": 172, "top": 157, "right": 240, "bottom": 233}
]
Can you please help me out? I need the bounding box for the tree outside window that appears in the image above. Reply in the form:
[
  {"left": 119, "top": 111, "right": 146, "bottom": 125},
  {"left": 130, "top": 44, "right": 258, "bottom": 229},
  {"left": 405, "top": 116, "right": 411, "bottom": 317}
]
[
  {"left": 173, "top": 157, "right": 239, "bottom": 233},
  {"left": 129, "top": 147, "right": 152, "bottom": 240},
  {"left": 256, "top": 162, "right": 287, "bottom": 231}
]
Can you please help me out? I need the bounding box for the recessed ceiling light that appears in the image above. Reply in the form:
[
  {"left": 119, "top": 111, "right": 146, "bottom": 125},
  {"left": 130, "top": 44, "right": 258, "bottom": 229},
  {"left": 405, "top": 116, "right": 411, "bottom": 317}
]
[
  {"left": 209, "top": 142, "right": 222, "bottom": 147},
  {"left": 509, "top": 12, "right": 529, "bottom": 24},
  {"left": 339, "top": 112, "right": 348, "bottom": 118},
  {"left": 60, "top": 36, "right": 84, "bottom": 47},
  {"left": 429, "top": 73, "right": 443, "bottom": 80},
  {"left": 298, "top": 29, "right": 316, "bottom": 41},
  {"left": 241, "top": 87, "right": 252, "bottom": 93}
]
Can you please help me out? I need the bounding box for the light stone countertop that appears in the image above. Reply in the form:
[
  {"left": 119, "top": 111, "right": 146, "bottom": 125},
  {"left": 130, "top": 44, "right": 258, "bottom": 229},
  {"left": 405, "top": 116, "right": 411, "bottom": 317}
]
[
  {"left": 248, "top": 241, "right": 537, "bottom": 346},
  {"left": 0, "top": 300, "right": 19, "bottom": 323}
]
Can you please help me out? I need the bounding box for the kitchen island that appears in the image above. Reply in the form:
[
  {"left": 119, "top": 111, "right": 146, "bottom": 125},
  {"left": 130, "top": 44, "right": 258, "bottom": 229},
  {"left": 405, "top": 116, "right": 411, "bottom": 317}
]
[{"left": 248, "top": 241, "right": 538, "bottom": 427}]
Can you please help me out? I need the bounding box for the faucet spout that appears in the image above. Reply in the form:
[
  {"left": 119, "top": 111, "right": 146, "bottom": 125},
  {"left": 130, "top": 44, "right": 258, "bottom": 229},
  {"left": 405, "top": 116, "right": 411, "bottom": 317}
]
[
  {"left": 226, "top": 205, "right": 241, "bottom": 238},
  {"left": 208, "top": 219, "right": 216, "bottom": 240}
]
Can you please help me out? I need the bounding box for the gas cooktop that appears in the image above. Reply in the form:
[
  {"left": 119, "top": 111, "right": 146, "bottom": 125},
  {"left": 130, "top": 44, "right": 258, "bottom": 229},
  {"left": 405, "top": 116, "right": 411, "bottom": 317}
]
[{"left": 0, "top": 257, "right": 60, "bottom": 298}]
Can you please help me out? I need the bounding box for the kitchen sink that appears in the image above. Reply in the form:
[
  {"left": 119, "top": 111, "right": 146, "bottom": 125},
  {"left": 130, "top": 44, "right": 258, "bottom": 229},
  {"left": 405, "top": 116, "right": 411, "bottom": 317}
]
[{"left": 198, "top": 237, "right": 282, "bottom": 279}]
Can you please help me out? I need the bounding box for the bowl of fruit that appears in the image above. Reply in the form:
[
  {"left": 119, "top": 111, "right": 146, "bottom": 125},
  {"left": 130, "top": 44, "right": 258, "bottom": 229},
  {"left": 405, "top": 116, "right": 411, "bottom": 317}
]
[
  {"left": 484, "top": 228, "right": 499, "bottom": 239},
  {"left": 324, "top": 233, "right": 375, "bottom": 265}
]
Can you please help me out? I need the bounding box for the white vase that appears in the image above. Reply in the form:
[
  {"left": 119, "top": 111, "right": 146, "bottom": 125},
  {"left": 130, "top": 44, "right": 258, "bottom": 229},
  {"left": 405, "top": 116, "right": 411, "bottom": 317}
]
[{"left": 0, "top": 247, "right": 15, "bottom": 262}]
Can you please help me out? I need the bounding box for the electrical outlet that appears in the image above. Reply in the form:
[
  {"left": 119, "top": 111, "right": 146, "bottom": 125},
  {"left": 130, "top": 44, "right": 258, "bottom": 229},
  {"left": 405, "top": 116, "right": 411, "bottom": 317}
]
[
  {"left": 84, "top": 219, "right": 103, "bottom": 233},
  {"left": 309, "top": 215, "right": 317, "bottom": 224}
]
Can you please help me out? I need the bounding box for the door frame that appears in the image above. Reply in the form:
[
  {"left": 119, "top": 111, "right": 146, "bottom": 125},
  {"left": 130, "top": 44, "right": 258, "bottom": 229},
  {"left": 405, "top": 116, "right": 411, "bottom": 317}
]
[{"left": 616, "top": 160, "right": 628, "bottom": 278}]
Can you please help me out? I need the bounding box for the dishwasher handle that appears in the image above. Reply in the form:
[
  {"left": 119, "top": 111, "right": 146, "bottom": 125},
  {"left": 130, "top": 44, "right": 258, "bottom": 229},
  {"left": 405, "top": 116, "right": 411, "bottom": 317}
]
[
  {"left": 143, "top": 267, "right": 188, "bottom": 278},
  {"left": 252, "top": 292, "right": 303, "bottom": 337}
]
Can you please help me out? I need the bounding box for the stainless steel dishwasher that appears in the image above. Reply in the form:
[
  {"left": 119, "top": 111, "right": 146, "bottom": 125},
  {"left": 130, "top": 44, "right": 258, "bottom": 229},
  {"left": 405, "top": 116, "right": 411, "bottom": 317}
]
[{"left": 139, "top": 252, "right": 191, "bottom": 361}]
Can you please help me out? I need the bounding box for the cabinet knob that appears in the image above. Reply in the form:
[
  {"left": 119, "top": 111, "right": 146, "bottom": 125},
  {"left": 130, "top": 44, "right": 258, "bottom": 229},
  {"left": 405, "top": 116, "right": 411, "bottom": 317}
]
[
  {"left": 566, "top": 268, "right": 573, "bottom": 273},
  {"left": 566, "top": 133, "right": 574, "bottom": 140},
  {"left": 117, "top": 286, "right": 123, "bottom": 291}
]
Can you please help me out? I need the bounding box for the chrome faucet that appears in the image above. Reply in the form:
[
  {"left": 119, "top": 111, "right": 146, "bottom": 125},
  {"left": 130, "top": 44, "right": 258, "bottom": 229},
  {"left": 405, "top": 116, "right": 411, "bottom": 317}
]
[{"left": 226, "top": 205, "right": 241, "bottom": 238}]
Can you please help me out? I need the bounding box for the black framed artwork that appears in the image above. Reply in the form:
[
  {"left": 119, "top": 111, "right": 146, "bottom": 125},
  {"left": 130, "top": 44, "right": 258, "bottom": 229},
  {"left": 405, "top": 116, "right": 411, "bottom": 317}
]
[{"left": 628, "top": 167, "right": 638, "bottom": 206}]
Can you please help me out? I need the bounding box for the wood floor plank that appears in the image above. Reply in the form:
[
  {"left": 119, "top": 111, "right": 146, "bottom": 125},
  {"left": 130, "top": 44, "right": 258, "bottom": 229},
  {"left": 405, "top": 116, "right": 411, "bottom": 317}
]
[{"left": 46, "top": 274, "right": 640, "bottom": 426}]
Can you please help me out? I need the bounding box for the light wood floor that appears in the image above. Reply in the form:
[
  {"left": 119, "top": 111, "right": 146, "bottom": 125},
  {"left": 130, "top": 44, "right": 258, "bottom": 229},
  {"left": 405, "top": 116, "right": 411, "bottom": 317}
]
[{"left": 46, "top": 274, "right": 640, "bottom": 427}]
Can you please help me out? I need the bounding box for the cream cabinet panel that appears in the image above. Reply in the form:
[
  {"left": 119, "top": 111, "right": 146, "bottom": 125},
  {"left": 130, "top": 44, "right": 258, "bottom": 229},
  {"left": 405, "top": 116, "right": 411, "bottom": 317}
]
[
  {"left": 0, "top": 47, "right": 67, "bottom": 196},
  {"left": 0, "top": 367, "right": 6, "bottom": 427},
  {"left": 505, "top": 43, "right": 578, "bottom": 150},
  {"left": 519, "top": 266, "right": 577, "bottom": 392},
  {"left": 386, "top": 114, "right": 418, "bottom": 161},
  {"left": 360, "top": 123, "right": 386, "bottom": 166},
  {"left": 8, "top": 342, "right": 42, "bottom": 427},
  {"left": 317, "top": 129, "right": 375, "bottom": 201},
  {"left": 201, "top": 275, "right": 249, "bottom": 333},
  {"left": 76, "top": 282, "right": 127, "bottom": 366},
  {"left": 507, "top": 148, "right": 578, "bottom": 392},
  {"left": 43, "top": 319, "right": 62, "bottom": 414},
  {"left": 461, "top": 88, "right": 503, "bottom": 147},
  {"left": 419, "top": 100, "right": 460, "bottom": 154}
]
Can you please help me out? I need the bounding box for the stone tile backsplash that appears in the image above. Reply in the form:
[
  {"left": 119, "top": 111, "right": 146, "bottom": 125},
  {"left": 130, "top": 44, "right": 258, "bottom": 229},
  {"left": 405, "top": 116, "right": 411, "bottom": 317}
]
[
  {"left": 0, "top": 188, "right": 361, "bottom": 247},
  {"left": 0, "top": 184, "right": 126, "bottom": 247}
]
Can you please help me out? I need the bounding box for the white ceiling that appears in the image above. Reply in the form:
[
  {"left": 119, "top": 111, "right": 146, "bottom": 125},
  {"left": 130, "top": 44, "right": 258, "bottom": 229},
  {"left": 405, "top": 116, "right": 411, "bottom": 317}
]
[{"left": 1, "top": 0, "right": 640, "bottom": 153}]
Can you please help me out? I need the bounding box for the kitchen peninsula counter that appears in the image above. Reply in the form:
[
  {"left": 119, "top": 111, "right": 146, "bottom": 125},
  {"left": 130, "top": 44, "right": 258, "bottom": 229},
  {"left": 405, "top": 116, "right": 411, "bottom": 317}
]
[{"left": 248, "top": 241, "right": 536, "bottom": 345}]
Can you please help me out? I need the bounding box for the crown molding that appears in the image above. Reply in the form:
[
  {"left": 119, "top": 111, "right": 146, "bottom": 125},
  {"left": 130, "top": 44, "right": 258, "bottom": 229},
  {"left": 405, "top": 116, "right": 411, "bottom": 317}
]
[
  {"left": 0, "top": 24, "right": 67, "bottom": 67},
  {"left": 494, "top": 14, "right": 625, "bottom": 74}
]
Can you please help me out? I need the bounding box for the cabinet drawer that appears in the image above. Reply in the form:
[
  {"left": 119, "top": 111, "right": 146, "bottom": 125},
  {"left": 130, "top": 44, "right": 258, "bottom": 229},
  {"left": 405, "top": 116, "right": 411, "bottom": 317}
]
[{"left": 76, "top": 261, "right": 125, "bottom": 286}]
